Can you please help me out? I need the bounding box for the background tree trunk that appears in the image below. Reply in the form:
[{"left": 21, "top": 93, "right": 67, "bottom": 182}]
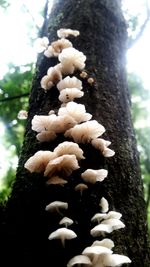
[{"left": 2, "top": 0, "right": 149, "bottom": 266}]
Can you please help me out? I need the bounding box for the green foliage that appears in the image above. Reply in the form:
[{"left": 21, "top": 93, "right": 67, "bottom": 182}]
[
  {"left": 0, "top": 64, "right": 34, "bottom": 201},
  {"left": 128, "top": 73, "right": 150, "bottom": 229},
  {"left": 0, "top": 0, "right": 10, "bottom": 9}
]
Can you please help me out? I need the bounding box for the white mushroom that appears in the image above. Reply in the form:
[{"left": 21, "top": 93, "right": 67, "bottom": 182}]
[
  {"left": 59, "top": 217, "right": 74, "bottom": 228},
  {"left": 32, "top": 114, "right": 57, "bottom": 132},
  {"left": 34, "top": 36, "right": 49, "bottom": 53},
  {"left": 81, "top": 169, "right": 108, "bottom": 184},
  {"left": 57, "top": 28, "right": 80, "bottom": 38},
  {"left": 41, "top": 66, "right": 62, "bottom": 91},
  {"left": 36, "top": 130, "right": 57, "bottom": 142},
  {"left": 65, "top": 120, "right": 105, "bottom": 143},
  {"left": 45, "top": 201, "right": 68, "bottom": 214},
  {"left": 82, "top": 245, "right": 112, "bottom": 264},
  {"left": 48, "top": 228, "right": 77, "bottom": 247},
  {"left": 74, "top": 183, "right": 88, "bottom": 195},
  {"left": 92, "top": 239, "right": 114, "bottom": 250},
  {"left": 90, "top": 219, "right": 125, "bottom": 237},
  {"left": 100, "top": 197, "right": 109, "bottom": 213},
  {"left": 17, "top": 110, "right": 28, "bottom": 120},
  {"left": 53, "top": 141, "right": 85, "bottom": 160},
  {"left": 103, "top": 254, "right": 131, "bottom": 266},
  {"left": 58, "top": 102, "right": 92, "bottom": 123},
  {"left": 67, "top": 255, "right": 92, "bottom": 267},
  {"left": 59, "top": 88, "right": 84, "bottom": 103},
  {"left": 24, "top": 151, "right": 56, "bottom": 173},
  {"left": 46, "top": 176, "right": 68, "bottom": 186},
  {"left": 102, "top": 148, "right": 115, "bottom": 157},
  {"left": 91, "top": 213, "right": 108, "bottom": 224},
  {"left": 59, "top": 47, "right": 86, "bottom": 74},
  {"left": 44, "top": 154, "right": 80, "bottom": 177},
  {"left": 91, "top": 138, "right": 111, "bottom": 152},
  {"left": 57, "top": 76, "right": 82, "bottom": 91}
]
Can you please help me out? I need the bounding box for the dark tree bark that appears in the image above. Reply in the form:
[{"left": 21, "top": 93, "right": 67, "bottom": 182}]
[{"left": 1, "top": 0, "right": 149, "bottom": 266}]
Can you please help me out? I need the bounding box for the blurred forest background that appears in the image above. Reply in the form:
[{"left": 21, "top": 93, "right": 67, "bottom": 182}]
[{"left": 0, "top": 0, "right": 150, "bottom": 229}]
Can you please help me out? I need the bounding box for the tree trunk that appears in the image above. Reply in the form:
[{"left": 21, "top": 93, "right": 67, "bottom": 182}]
[{"left": 2, "top": 0, "right": 149, "bottom": 266}]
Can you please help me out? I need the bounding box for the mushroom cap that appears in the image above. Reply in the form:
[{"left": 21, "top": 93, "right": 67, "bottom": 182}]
[
  {"left": 103, "top": 148, "right": 115, "bottom": 157},
  {"left": 54, "top": 141, "right": 85, "bottom": 160},
  {"left": 91, "top": 138, "right": 111, "bottom": 151},
  {"left": 44, "top": 154, "right": 80, "bottom": 177},
  {"left": 75, "top": 183, "right": 88, "bottom": 192},
  {"left": 59, "top": 47, "right": 86, "bottom": 74},
  {"left": 48, "top": 228, "right": 77, "bottom": 244},
  {"left": 24, "top": 150, "right": 56, "bottom": 173},
  {"left": 51, "top": 38, "right": 73, "bottom": 56},
  {"left": 67, "top": 255, "right": 92, "bottom": 267},
  {"left": 81, "top": 169, "right": 108, "bottom": 184},
  {"left": 46, "top": 176, "right": 68, "bottom": 185},
  {"left": 91, "top": 213, "right": 108, "bottom": 223},
  {"left": 101, "top": 218, "right": 125, "bottom": 231},
  {"left": 82, "top": 245, "right": 112, "bottom": 258},
  {"left": 103, "top": 254, "right": 131, "bottom": 266},
  {"left": 90, "top": 224, "right": 112, "bottom": 236},
  {"left": 32, "top": 114, "right": 57, "bottom": 132},
  {"left": 36, "top": 130, "right": 57, "bottom": 142},
  {"left": 99, "top": 197, "right": 109, "bottom": 213},
  {"left": 56, "top": 115, "right": 77, "bottom": 133},
  {"left": 45, "top": 201, "right": 68, "bottom": 212},
  {"left": 59, "top": 88, "right": 84, "bottom": 103},
  {"left": 92, "top": 239, "right": 114, "bottom": 250},
  {"left": 58, "top": 102, "right": 92, "bottom": 124},
  {"left": 59, "top": 217, "right": 74, "bottom": 227},
  {"left": 57, "top": 76, "right": 82, "bottom": 91},
  {"left": 17, "top": 110, "right": 28, "bottom": 120},
  {"left": 57, "top": 28, "right": 80, "bottom": 38},
  {"left": 65, "top": 120, "right": 105, "bottom": 143}
]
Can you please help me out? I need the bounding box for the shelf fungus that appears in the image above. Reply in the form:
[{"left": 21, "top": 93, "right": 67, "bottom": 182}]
[
  {"left": 41, "top": 66, "right": 62, "bottom": 91},
  {"left": 90, "top": 219, "right": 125, "bottom": 237},
  {"left": 59, "top": 217, "right": 74, "bottom": 228},
  {"left": 48, "top": 228, "right": 77, "bottom": 247},
  {"left": 58, "top": 101, "right": 92, "bottom": 123},
  {"left": 67, "top": 255, "right": 92, "bottom": 267},
  {"left": 46, "top": 176, "right": 68, "bottom": 186},
  {"left": 58, "top": 47, "right": 86, "bottom": 74},
  {"left": 24, "top": 151, "right": 56, "bottom": 173},
  {"left": 44, "top": 154, "right": 80, "bottom": 177},
  {"left": 44, "top": 38, "right": 73, "bottom": 58},
  {"left": 99, "top": 197, "right": 109, "bottom": 213},
  {"left": 53, "top": 141, "right": 85, "bottom": 160},
  {"left": 57, "top": 76, "right": 83, "bottom": 91},
  {"left": 59, "top": 88, "right": 84, "bottom": 103},
  {"left": 81, "top": 169, "right": 108, "bottom": 184},
  {"left": 57, "top": 28, "right": 80, "bottom": 39},
  {"left": 74, "top": 183, "right": 88, "bottom": 195},
  {"left": 45, "top": 201, "right": 68, "bottom": 214}
]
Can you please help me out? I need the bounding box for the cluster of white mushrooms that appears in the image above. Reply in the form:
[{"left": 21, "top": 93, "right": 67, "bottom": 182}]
[{"left": 24, "top": 28, "right": 131, "bottom": 267}]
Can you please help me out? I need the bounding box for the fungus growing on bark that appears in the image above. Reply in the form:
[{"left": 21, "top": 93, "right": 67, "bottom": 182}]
[
  {"left": 59, "top": 217, "right": 74, "bottom": 228},
  {"left": 32, "top": 114, "right": 57, "bottom": 132},
  {"left": 41, "top": 66, "right": 62, "bottom": 91},
  {"left": 87, "top": 77, "right": 94, "bottom": 85},
  {"left": 65, "top": 120, "right": 105, "bottom": 143},
  {"left": 67, "top": 255, "right": 92, "bottom": 267},
  {"left": 46, "top": 176, "right": 68, "bottom": 186},
  {"left": 59, "top": 47, "right": 86, "bottom": 74},
  {"left": 82, "top": 245, "right": 112, "bottom": 264},
  {"left": 100, "top": 197, "right": 109, "bottom": 213},
  {"left": 45, "top": 201, "right": 68, "bottom": 214},
  {"left": 91, "top": 238, "right": 114, "bottom": 250},
  {"left": 103, "top": 254, "right": 131, "bottom": 266},
  {"left": 44, "top": 38, "right": 73, "bottom": 58},
  {"left": 53, "top": 141, "right": 85, "bottom": 160},
  {"left": 90, "top": 219, "right": 125, "bottom": 237},
  {"left": 74, "top": 183, "right": 88, "bottom": 194},
  {"left": 34, "top": 36, "right": 49, "bottom": 53},
  {"left": 57, "top": 28, "right": 80, "bottom": 38},
  {"left": 17, "top": 110, "right": 28, "bottom": 120},
  {"left": 57, "top": 76, "right": 82, "bottom": 91},
  {"left": 81, "top": 169, "right": 108, "bottom": 184},
  {"left": 91, "top": 211, "right": 122, "bottom": 224},
  {"left": 24, "top": 151, "right": 56, "bottom": 173},
  {"left": 36, "top": 130, "right": 57, "bottom": 142},
  {"left": 48, "top": 228, "right": 77, "bottom": 247},
  {"left": 58, "top": 102, "right": 92, "bottom": 123},
  {"left": 44, "top": 154, "right": 80, "bottom": 177},
  {"left": 80, "top": 71, "right": 88, "bottom": 79},
  {"left": 59, "top": 88, "right": 84, "bottom": 103}
]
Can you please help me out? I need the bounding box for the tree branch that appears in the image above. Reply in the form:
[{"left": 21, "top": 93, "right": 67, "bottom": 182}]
[
  {"left": 0, "top": 93, "right": 29, "bottom": 102},
  {"left": 127, "top": 0, "right": 150, "bottom": 49}
]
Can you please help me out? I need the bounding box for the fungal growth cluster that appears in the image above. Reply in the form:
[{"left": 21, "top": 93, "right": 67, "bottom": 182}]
[{"left": 25, "top": 28, "right": 131, "bottom": 266}]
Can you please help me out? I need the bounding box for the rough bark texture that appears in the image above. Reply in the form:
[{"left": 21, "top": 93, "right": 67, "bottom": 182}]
[{"left": 1, "top": 0, "right": 149, "bottom": 266}]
